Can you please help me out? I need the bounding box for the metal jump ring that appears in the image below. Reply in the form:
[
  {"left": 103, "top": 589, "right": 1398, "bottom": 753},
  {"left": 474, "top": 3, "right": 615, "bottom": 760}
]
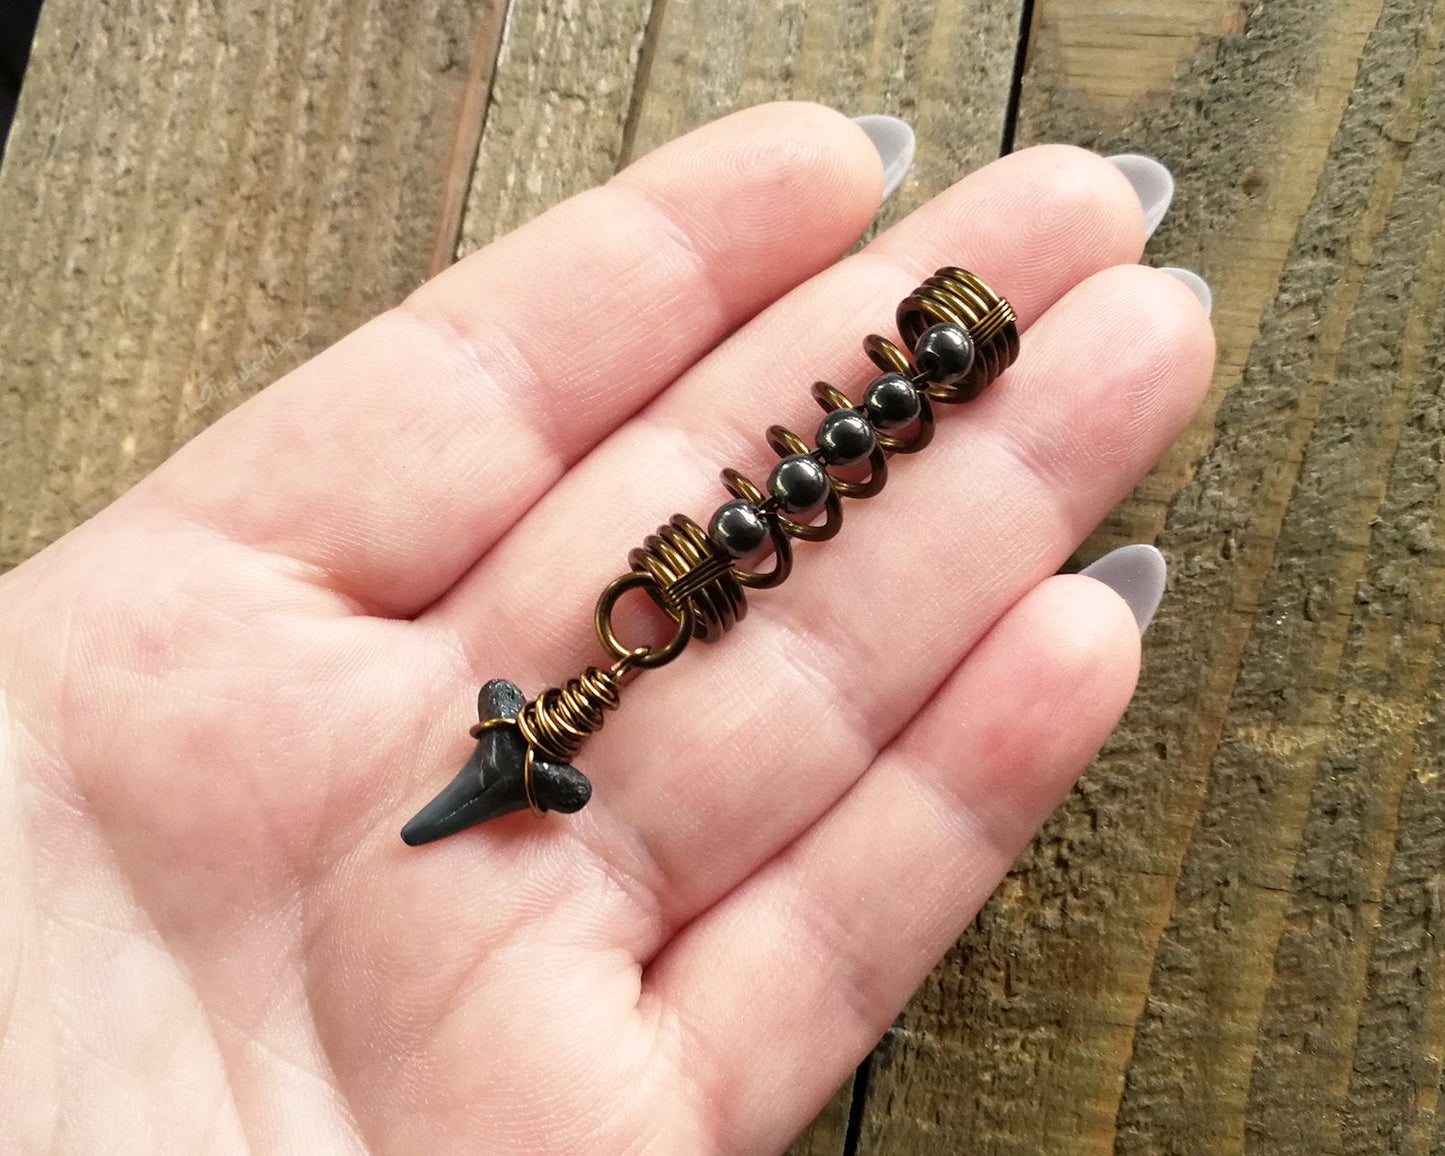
[{"left": 594, "top": 570, "right": 694, "bottom": 668}]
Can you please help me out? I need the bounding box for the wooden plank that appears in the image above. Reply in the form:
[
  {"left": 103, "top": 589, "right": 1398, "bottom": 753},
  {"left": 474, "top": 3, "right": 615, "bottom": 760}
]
[
  {"left": 853, "top": 0, "right": 1445, "bottom": 1151},
  {"left": 454, "top": 0, "right": 1033, "bottom": 259},
  {"left": 625, "top": 0, "right": 1027, "bottom": 234},
  {"left": 0, "top": 0, "right": 506, "bottom": 568},
  {"left": 455, "top": 0, "right": 657, "bottom": 254}
]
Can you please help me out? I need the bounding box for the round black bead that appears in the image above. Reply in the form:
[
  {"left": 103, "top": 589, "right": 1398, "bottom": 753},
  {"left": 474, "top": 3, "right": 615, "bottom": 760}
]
[
  {"left": 863, "top": 372, "right": 922, "bottom": 430},
  {"left": 913, "top": 322, "right": 975, "bottom": 387},
  {"left": 768, "top": 453, "right": 831, "bottom": 514},
  {"left": 708, "top": 500, "right": 769, "bottom": 559},
  {"left": 815, "top": 408, "right": 877, "bottom": 466}
]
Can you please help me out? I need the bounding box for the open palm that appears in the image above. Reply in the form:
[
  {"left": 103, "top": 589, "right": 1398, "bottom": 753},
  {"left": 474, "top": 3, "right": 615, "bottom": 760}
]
[{"left": 0, "top": 104, "right": 1213, "bottom": 1154}]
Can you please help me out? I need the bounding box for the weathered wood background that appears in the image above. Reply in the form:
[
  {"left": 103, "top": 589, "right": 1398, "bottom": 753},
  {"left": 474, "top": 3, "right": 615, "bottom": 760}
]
[{"left": 3, "top": 0, "right": 1443, "bottom": 1151}]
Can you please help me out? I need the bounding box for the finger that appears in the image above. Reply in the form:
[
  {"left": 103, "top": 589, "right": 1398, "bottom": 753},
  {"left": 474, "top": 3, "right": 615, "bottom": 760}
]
[
  {"left": 643, "top": 575, "right": 1142, "bottom": 1154},
  {"left": 135, "top": 102, "right": 884, "bottom": 615}
]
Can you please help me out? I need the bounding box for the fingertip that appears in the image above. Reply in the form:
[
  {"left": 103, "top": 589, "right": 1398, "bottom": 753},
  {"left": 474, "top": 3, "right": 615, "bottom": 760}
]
[
  {"left": 1158, "top": 265, "right": 1214, "bottom": 317},
  {"left": 1049, "top": 263, "right": 1214, "bottom": 406},
  {"left": 881, "top": 142, "right": 1147, "bottom": 329},
  {"left": 979, "top": 259, "right": 1216, "bottom": 519},
  {"left": 619, "top": 101, "right": 884, "bottom": 259},
  {"left": 1105, "top": 153, "right": 1175, "bottom": 239},
  {"left": 1126, "top": 264, "right": 1219, "bottom": 408},
  {"left": 1021, "top": 261, "right": 1217, "bottom": 468},
  {"left": 848, "top": 113, "right": 915, "bottom": 200},
  {"left": 958, "top": 574, "right": 1141, "bottom": 832},
  {"left": 993, "top": 143, "right": 1150, "bottom": 255}
]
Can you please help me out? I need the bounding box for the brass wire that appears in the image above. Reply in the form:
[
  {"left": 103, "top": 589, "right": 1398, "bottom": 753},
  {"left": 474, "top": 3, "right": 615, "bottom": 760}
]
[
  {"left": 517, "top": 665, "right": 624, "bottom": 763},
  {"left": 897, "top": 267, "right": 1019, "bottom": 402},
  {"left": 627, "top": 515, "right": 746, "bottom": 643},
  {"left": 611, "top": 265, "right": 1019, "bottom": 653}
]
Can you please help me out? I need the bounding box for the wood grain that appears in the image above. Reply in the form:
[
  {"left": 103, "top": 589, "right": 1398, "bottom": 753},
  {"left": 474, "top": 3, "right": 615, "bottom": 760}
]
[
  {"left": 852, "top": 0, "right": 1445, "bottom": 1151},
  {"left": 0, "top": 0, "right": 502, "bottom": 568},
  {"left": 455, "top": 0, "right": 657, "bottom": 254}
]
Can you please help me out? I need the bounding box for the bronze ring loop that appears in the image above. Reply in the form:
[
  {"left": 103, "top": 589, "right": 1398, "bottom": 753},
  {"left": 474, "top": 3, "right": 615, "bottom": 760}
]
[{"left": 595, "top": 570, "right": 694, "bottom": 669}]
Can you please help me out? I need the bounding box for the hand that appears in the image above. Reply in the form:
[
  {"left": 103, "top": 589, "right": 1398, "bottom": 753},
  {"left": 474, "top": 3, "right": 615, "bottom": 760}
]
[{"left": 0, "top": 103, "right": 1213, "bottom": 1154}]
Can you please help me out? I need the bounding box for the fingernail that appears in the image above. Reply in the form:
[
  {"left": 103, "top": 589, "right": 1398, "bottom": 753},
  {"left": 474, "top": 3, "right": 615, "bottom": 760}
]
[
  {"left": 1105, "top": 154, "right": 1174, "bottom": 239},
  {"left": 1080, "top": 544, "right": 1167, "bottom": 635},
  {"left": 852, "top": 114, "right": 915, "bottom": 202},
  {"left": 1159, "top": 266, "right": 1213, "bottom": 317}
]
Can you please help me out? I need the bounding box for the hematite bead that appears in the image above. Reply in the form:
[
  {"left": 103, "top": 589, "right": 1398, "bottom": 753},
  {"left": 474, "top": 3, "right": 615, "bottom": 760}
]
[
  {"left": 913, "top": 322, "right": 975, "bottom": 387},
  {"left": 708, "top": 500, "right": 770, "bottom": 558},
  {"left": 863, "top": 373, "right": 922, "bottom": 430},
  {"left": 769, "top": 453, "right": 831, "bottom": 514},
  {"left": 815, "top": 409, "right": 877, "bottom": 466}
]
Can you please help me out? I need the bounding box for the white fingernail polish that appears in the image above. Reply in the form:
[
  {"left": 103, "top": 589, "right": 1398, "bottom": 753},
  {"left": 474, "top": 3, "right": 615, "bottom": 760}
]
[
  {"left": 851, "top": 115, "right": 916, "bottom": 202},
  {"left": 1080, "top": 544, "right": 1168, "bottom": 635},
  {"left": 1105, "top": 154, "right": 1174, "bottom": 239},
  {"left": 1159, "top": 266, "right": 1212, "bottom": 316}
]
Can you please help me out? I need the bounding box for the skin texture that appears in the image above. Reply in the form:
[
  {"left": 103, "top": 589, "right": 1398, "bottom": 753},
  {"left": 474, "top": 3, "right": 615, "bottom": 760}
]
[{"left": 0, "top": 103, "right": 1214, "bottom": 1155}]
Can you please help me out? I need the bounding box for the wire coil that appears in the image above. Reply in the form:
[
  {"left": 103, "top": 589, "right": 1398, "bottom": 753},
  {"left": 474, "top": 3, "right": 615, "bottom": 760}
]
[
  {"left": 592, "top": 266, "right": 1019, "bottom": 658},
  {"left": 516, "top": 665, "right": 624, "bottom": 763},
  {"left": 716, "top": 267, "right": 1018, "bottom": 610},
  {"left": 898, "top": 266, "right": 1019, "bottom": 401},
  {"left": 628, "top": 515, "right": 746, "bottom": 643}
]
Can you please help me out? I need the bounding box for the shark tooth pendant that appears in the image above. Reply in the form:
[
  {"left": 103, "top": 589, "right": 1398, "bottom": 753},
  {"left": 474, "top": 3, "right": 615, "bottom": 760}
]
[
  {"left": 402, "top": 267, "right": 1018, "bottom": 846},
  {"left": 400, "top": 680, "right": 591, "bottom": 845}
]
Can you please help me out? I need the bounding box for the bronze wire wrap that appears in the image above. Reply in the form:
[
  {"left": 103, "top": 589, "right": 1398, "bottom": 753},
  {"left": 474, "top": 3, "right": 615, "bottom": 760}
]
[{"left": 480, "top": 267, "right": 1017, "bottom": 813}]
